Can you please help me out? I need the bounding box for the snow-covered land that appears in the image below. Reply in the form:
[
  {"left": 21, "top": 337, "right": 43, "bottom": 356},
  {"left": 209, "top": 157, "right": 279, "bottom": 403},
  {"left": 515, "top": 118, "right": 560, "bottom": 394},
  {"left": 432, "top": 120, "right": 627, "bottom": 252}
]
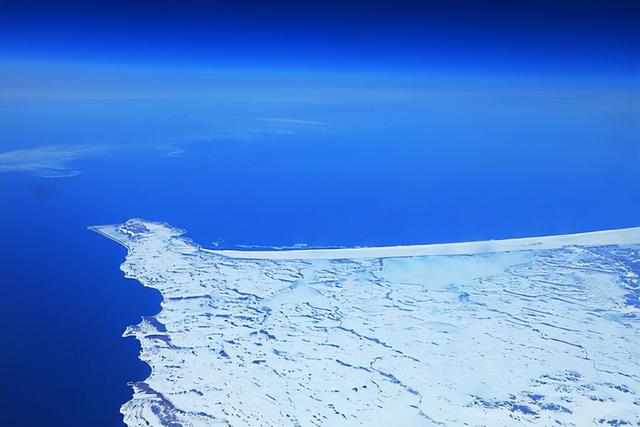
[{"left": 91, "top": 219, "right": 640, "bottom": 426}]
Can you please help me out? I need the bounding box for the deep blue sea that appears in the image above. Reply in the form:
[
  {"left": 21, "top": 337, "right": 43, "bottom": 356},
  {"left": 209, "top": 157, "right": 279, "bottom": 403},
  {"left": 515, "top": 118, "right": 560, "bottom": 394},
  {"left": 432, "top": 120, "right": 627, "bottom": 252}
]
[{"left": 0, "top": 73, "right": 638, "bottom": 426}]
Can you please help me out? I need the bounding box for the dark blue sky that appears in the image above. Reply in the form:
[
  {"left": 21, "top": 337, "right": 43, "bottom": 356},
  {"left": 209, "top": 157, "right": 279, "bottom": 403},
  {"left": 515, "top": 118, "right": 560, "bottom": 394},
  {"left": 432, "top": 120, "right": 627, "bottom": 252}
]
[{"left": 1, "top": 0, "right": 639, "bottom": 74}]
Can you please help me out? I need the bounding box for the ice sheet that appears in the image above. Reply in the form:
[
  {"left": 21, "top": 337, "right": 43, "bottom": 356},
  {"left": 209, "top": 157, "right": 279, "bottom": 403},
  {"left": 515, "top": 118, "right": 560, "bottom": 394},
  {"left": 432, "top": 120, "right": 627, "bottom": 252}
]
[{"left": 90, "top": 219, "right": 640, "bottom": 426}]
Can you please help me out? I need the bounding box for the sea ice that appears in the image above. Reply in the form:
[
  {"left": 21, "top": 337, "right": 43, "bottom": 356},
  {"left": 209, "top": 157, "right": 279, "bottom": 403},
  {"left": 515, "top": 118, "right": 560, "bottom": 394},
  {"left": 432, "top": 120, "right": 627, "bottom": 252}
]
[{"left": 91, "top": 219, "right": 640, "bottom": 427}]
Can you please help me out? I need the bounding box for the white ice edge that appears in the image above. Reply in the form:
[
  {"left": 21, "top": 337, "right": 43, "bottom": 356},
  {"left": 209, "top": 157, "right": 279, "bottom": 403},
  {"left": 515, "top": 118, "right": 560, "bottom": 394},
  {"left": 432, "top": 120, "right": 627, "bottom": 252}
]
[{"left": 204, "top": 226, "right": 640, "bottom": 260}]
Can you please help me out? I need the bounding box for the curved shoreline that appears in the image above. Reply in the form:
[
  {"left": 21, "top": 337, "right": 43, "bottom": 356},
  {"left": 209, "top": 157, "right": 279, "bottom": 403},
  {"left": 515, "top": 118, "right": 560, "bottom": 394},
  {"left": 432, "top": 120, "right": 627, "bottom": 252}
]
[
  {"left": 92, "top": 220, "right": 640, "bottom": 260},
  {"left": 207, "top": 227, "right": 640, "bottom": 259},
  {"left": 89, "top": 222, "right": 173, "bottom": 424}
]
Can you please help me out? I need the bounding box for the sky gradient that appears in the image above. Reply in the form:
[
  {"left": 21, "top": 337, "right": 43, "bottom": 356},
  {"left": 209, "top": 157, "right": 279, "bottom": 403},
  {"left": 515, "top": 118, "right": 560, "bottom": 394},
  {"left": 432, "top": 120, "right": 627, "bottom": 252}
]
[{"left": 1, "top": 0, "right": 639, "bottom": 75}]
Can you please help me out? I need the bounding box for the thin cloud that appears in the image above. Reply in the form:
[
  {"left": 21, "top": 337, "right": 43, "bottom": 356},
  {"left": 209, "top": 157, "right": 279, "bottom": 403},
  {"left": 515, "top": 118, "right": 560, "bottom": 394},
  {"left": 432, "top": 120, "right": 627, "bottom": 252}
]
[
  {"left": 256, "top": 117, "right": 329, "bottom": 126},
  {"left": 153, "top": 118, "right": 330, "bottom": 157},
  {"left": 0, "top": 145, "right": 112, "bottom": 178}
]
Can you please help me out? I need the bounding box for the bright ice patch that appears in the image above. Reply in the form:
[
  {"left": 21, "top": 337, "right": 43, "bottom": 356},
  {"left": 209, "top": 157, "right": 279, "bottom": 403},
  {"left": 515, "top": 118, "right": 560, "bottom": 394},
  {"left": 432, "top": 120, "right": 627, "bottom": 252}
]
[{"left": 90, "top": 220, "right": 640, "bottom": 427}]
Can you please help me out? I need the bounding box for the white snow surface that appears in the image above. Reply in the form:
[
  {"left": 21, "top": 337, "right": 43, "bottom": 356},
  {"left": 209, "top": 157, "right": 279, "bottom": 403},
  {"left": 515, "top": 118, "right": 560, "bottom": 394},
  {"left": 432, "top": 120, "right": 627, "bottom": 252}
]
[{"left": 91, "top": 219, "right": 640, "bottom": 427}]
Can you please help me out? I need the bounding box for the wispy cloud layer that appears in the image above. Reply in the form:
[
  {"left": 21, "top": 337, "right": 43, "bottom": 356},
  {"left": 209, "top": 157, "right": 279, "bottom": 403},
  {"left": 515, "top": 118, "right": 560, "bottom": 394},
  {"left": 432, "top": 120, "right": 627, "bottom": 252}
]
[
  {"left": 256, "top": 117, "right": 329, "bottom": 126},
  {"left": 0, "top": 145, "right": 111, "bottom": 178},
  {"left": 153, "top": 117, "right": 331, "bottom": 157}
]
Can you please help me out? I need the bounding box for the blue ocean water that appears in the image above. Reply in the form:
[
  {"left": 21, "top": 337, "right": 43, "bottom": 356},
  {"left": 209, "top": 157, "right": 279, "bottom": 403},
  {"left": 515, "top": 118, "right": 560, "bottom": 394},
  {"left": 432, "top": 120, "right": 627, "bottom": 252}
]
[{"left": 0, "top": 74, "right": 638, "bottom": 426}]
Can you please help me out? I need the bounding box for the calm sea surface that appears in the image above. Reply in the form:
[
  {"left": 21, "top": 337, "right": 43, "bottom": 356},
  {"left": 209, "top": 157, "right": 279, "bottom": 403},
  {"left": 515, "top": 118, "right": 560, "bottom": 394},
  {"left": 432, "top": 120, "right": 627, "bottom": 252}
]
[{"left": 0, "top": 84, "right": 638, "bottom": 425}]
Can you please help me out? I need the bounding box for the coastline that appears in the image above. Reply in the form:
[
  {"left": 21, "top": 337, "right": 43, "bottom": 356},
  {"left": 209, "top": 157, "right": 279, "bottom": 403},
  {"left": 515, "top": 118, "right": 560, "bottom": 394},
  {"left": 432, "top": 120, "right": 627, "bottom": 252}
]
[
  {"left": 91, "top": 220, "right": 640, "bottom": 261},
  {"left": 89, "top": 222, "right": 172, "bottom": 425},
  {"left": 206, "top": 226, "right": 640, "bottom": 260}
]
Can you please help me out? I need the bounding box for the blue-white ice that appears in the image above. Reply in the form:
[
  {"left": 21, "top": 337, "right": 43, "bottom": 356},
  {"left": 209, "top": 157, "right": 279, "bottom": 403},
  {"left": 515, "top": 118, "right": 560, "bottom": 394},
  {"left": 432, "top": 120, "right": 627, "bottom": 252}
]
[{"left": 91, "top": 219, "right": 640, "bottom": 427}]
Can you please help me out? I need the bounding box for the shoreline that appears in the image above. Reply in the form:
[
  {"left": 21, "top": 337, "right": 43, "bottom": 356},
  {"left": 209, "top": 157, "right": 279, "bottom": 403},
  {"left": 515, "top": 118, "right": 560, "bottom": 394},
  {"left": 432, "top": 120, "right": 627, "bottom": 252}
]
[
  {"left": 205, "top": 226, "right": 640, "bottom": 260},
  {"left": 89, "top": 221, "right": 640, "bottom": 260}
]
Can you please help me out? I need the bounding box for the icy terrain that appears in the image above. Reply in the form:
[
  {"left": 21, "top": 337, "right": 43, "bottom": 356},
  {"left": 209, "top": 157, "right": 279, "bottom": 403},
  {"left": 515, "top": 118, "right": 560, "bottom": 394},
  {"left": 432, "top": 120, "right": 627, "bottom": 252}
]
[{"left": 91, "top": 220, "right": 640, "bottom": 427}]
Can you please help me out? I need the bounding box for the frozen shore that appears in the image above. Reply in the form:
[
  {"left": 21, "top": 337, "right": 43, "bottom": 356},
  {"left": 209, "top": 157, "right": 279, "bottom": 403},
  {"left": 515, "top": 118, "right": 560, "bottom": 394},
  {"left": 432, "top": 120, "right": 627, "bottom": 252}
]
[
  {"left": 91, "top": 219, "right": 640, "bottom": 427},
  {"left": 206, "top": 226, "right": 640, "bottom": 259}
]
